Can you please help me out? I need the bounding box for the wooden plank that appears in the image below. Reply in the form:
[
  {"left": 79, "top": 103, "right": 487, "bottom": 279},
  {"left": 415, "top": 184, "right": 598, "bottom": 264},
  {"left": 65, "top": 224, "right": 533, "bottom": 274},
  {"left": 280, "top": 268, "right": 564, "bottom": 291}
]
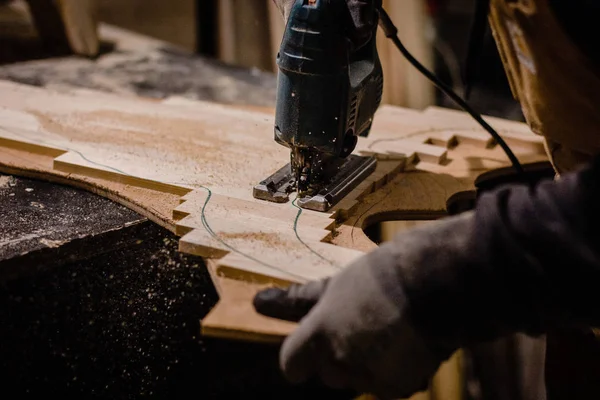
[
  {"left": 267, "top": 0, "right": 286, "bottom": 72},
  {"left": 57, "top": 0, "right": 99, "bottom": 56},
  {"left": 216, "top": 0, "right": 273, "bottom": 71},
  {"left": 26, "top": 0, "right": 99, "bottom": 56},
  {"left": 378, "top": 0, "right": 435, "bottom": 108},
  {"left": 97, "top": 0, "right": 195, "bottom": 52},
  {"left": 0, "top": 79, "right": 549, "bottom": 344},
  {"left": 426, "top": 130, "right": 495, "bottom": 148},
  {"left": 175, "top": 211, "right": 331, "bottom": 248},
  {"left": 54, "top": 151, "right": 191, "bottom": 195},
  {"left": 359, "top": 139, "right": 448, "bottom": 164},
  {"left": 174, "top": 191, "right": 335, "bottom": 230},
  {"left": 217, "top": 0, "right": 236, "bottom": 64},
  {"left": 200, "top": 266, "right": 296, "bottom": 343}
]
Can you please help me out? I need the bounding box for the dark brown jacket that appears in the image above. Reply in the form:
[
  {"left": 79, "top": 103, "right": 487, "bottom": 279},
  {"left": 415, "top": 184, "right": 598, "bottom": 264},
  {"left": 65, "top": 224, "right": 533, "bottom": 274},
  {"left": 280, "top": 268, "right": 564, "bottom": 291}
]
[{"left": 488, "top": 1, "right": 600, "bottom": 397}]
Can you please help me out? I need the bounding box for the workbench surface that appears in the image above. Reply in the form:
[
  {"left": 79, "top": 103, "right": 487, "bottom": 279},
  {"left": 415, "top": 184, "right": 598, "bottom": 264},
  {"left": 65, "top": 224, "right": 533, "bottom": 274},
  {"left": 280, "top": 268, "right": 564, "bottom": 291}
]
[
  {"left": 1, "top": 173, "right": 355, "bottom": 398},
  {"left": 0, "top": 23, "right": 354, "bottom": 399}
]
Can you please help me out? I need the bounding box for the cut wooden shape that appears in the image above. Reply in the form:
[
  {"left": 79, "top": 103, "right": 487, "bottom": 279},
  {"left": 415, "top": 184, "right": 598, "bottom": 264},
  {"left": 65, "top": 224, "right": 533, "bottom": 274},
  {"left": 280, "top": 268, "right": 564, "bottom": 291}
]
[
  {"left": 362, "top": 159, "right": 407, "bottom": 192},
  {"left": 174, "top": 193, "right": 333, "bottom": 239},
  {"left": 215, "top": 240, "right": 363, "bottom": 283},
  {"left": 361, "top": 140, "right": 448, "bottom": 164},
  {"left": 216, "top": 253, "right": 314, "bottom": 283},
  {"left": 176, "top": 212, "right": 331, "bottom": 249},
  {"left": 423, "top": 131, "right": 458, "bottom": 148},
  {"left": 420, "top": 108, "right": 545, "bottom": 152},
  {"left": 499, "top": 133, "right": 546, "bottom": 153},
  {"left": 329, "top": 198, "right": 360, "bottom": 220},
  {"left": 0, "top": 135, "right": 65, "bottom": 158},
  {"left": 0, "top": 79, "right": 550, "bottom": 343},
  {"left": 425, "top": 130, "right": 495, "bottom": 149},
  {"left": 179, "top": 229, "right": 229, "bottom": 259},
  {"left": 200, "top": 270, "right": 296, "bottom": 343},
  {"left": 174, "top": 190, "right": 336, "bottom": 231},
  {"left": 54, "top": 151, "right": 190, "bottom": 195}
]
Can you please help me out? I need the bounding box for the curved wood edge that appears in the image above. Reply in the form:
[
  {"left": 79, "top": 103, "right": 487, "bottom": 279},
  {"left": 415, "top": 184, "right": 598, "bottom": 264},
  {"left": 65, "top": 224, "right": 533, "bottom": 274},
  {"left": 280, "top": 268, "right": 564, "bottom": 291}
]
[
  {"left": 201, "top": 263, "right": 295, "bottom": 344},
  {"left": 0, "top": 83, "right": 551, "bottom": 347},
  {"left": 0, "top": 149, "right": 182, "bottom": 233},
  {"left": 0, "top": 147, "right": 297, "bottom": 343}
]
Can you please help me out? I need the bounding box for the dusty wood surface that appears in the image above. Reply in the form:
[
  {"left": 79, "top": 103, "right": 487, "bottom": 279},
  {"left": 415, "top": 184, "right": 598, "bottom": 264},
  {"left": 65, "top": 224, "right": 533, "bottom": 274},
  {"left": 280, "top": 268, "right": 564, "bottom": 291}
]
[
  {"left": 0, "top": 23, "right": 278, "bottom": 107},
  {"left": 0, "top": 79, "right": 548, "bottom": 342}
]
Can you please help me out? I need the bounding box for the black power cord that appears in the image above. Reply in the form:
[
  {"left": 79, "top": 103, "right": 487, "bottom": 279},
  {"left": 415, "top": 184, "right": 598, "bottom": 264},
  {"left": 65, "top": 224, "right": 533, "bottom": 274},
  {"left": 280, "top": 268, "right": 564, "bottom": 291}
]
[{"left": 377, "top": 7, "right": 525, "bottom": 175}]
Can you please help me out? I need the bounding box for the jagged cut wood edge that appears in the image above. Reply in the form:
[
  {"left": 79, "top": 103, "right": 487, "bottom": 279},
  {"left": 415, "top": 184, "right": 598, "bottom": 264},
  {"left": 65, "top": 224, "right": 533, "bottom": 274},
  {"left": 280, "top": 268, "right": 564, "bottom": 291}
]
[
  {"left": 197, "top": 115, "right": 548, "bottom": 342},
  {"left": 0, "top": 82, "right": 548, "bottom": 343}
]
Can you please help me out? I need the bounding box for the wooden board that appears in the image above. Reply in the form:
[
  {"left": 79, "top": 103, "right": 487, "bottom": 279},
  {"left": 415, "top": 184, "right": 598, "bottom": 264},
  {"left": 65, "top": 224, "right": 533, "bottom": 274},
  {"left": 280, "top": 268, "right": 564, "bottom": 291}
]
[
  {"left": 0, "top": 79, "right": 548, "bottom": 343},
  {"left": 26, "top": 0, "right": 99, "bottom": 56}
]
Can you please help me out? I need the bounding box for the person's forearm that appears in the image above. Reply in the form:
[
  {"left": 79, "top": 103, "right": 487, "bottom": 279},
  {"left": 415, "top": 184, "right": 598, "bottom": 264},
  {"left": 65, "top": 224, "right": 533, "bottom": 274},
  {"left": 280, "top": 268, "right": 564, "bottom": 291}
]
[{"left": 393, "top": 156, "right": 600, "bottom": 349}]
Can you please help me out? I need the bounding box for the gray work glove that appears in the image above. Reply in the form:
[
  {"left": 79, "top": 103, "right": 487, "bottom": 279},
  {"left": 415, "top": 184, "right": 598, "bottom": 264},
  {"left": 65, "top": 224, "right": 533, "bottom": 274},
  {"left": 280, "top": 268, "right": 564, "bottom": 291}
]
[
  {"left": 254, "top": 212, "right": 476, "bottom": 399},
  {"left": 272, "top": 0, "right": 381, "bottom": 50}
]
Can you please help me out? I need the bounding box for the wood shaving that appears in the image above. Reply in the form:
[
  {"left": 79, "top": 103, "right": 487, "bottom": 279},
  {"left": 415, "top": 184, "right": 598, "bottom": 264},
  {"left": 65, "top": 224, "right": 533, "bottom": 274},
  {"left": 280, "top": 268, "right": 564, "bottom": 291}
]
[{"left": 0, "top": 175, "right": 14, "bottom": 188}]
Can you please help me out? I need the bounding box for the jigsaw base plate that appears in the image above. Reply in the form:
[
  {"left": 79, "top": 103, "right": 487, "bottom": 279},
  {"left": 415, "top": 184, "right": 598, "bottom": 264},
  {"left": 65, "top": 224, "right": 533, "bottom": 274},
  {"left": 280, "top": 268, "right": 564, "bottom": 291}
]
[{"left": 253, "top": 155, "right": 377, "bottom": 212}]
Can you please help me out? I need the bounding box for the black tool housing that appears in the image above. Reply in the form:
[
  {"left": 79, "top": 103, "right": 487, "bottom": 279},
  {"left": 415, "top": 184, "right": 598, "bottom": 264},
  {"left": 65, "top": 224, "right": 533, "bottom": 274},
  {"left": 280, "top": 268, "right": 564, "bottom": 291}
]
[{"left": 274, "top": 0, "right": 384, "bottom": 158}]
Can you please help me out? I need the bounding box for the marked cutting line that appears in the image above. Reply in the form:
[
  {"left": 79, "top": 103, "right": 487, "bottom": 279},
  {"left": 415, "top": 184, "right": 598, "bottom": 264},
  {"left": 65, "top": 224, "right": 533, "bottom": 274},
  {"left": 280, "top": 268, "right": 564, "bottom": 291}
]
[
  {"left": 291, "top": 197, "right": 341, "bottom": 269},
  {"left": 2, "top": 127, "right": 329, "bottom": 282},
  {"left": 366, "top": 126, "right": 529, "bottom": 151},
  {"left": 197, "top": 186, "right": 310, "bottom": 282}
]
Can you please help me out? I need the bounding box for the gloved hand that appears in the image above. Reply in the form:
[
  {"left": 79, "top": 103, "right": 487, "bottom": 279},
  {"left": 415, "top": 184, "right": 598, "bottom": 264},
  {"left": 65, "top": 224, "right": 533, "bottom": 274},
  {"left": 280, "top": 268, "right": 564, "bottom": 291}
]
[
  {"left": 254, "top": 212, "right": 477, "bottom": 399},
  {"left": 272, "top": 0, "right": 381, "bottom": 50}
]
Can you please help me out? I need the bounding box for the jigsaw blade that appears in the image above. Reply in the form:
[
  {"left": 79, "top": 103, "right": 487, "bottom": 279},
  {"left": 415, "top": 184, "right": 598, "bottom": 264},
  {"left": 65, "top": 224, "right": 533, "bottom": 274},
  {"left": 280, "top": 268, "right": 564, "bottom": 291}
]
[{"left": 253, "top": 155, "right": 377, "bottom": 212}]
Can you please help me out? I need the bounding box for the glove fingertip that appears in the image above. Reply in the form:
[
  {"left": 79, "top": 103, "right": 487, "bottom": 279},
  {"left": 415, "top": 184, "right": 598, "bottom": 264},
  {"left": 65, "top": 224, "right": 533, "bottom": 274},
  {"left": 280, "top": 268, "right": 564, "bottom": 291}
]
[{"left": 253, "top": 287, "right": 288, "bottom": 314}]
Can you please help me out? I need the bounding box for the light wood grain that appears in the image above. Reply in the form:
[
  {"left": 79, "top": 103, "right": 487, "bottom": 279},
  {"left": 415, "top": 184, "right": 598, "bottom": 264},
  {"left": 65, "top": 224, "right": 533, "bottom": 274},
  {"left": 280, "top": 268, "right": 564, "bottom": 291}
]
[{"left": 0, "top": 79, "right": 548, "bottom": 343}]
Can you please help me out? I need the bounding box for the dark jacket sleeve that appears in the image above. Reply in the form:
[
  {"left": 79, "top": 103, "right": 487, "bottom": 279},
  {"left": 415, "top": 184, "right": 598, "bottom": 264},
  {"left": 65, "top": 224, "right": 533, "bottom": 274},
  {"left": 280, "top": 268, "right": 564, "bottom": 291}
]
[
  {"left": 549, "top": 0, "right": 600, "bottom": 67},
  {"left": 475, "top": 155, "right": 600, "bottom": 330},
  {"left": 399, "top": 156, "right": 600, "bottom": 349}
]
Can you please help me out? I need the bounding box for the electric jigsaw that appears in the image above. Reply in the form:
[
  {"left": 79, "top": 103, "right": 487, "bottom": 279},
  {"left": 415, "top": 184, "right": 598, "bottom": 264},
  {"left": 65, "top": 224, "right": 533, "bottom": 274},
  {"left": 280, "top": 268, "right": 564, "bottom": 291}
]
[{"left": 253, "top": 0, "right": 383, "bottom": 212}]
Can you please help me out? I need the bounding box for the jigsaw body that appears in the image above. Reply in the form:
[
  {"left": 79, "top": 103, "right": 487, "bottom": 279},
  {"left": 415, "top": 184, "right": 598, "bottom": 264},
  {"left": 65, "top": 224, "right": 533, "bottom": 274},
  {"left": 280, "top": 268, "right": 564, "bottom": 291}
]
[{"left": 254, "top": 0, "right": 383, "bottom": 212}]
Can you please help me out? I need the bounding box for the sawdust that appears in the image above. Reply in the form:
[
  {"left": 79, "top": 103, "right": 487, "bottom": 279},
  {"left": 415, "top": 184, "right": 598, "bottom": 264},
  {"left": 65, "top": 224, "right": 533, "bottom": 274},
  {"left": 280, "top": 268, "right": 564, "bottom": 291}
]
[
  {"left": 39, "top": 238, "right": 66, "bottom": 248},
  {"left": 27, "top": 107, "right": 276, "bottom": 189},
  {"left": 0, "top": 175, "right": 14, "bottom": 188},
  {"left": 30, "top": 109, "right": 230, "bottom": 165},
  {"left": 0, "top": 44, "right": 277, "bottom": 106},
  {"left": 219, "top": 232, "right": 294, "bottom": 249}
]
